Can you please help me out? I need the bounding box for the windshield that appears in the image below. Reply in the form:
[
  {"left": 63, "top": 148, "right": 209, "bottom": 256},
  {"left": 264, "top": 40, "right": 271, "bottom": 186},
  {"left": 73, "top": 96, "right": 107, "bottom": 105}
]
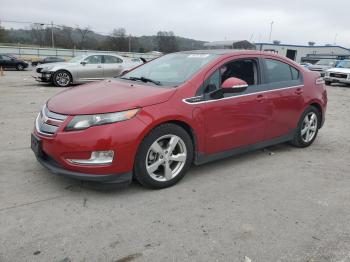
[
  {"left": 315, "top": 60, "right": 336, "bottom": 66},
  {"left": 122, "top": 53, "right": 219, "bottom": 86},
  {"left": 68, "top": 55, "right": 86, "bottom": 63},
  {"left": 336, "top": 60, "right": 350, "bottom": 68}
]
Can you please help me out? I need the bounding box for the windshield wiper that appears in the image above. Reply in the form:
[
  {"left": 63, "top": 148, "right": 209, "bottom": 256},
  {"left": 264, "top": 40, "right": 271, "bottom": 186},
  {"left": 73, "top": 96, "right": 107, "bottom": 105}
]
[{"left": 123, "top": 76, "right": 161, "bottom": 86}]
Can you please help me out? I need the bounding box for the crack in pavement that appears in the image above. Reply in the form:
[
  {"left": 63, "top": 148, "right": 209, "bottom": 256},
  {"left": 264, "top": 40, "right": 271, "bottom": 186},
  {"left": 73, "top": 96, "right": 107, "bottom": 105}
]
[{"left": 0, "top": 194, "right": 66, "bottom": 212}]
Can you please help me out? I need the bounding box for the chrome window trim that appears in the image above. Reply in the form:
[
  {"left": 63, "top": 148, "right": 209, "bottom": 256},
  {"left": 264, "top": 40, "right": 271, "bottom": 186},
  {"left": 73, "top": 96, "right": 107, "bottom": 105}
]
[{"left": 182, "top": 84, "right": 304, "bottom": 105}]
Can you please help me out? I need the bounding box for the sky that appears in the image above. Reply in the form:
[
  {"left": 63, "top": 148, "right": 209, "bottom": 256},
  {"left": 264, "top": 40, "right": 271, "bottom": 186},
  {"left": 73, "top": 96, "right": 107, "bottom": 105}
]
[{"left": 1, "top": 0, "right": 349, "bottom": 47}]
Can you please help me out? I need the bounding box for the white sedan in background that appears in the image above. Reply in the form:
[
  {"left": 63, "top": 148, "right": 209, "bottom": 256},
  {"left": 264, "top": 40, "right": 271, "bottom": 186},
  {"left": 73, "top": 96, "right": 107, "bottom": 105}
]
[{"left": 35, "top": 53, "right": 144, "bottom": 87}]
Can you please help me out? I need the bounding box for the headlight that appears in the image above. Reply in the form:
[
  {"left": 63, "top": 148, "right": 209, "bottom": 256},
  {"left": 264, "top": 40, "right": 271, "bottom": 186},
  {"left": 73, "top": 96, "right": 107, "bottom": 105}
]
[{"left": 65, "top": 108, "right": 140, "bottom": 131}]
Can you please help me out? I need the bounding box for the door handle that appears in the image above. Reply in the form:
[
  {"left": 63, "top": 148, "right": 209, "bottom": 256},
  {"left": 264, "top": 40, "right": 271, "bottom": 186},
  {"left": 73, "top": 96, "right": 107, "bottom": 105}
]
[
  {"left": 256, "top": 94, "right": 265, "bottom": 102},
  {"left": 295, "top": 88, "right": 303, "bottom": 95},
  {"left": 97, "top": 65, "right": 102, "bottom": 68}
]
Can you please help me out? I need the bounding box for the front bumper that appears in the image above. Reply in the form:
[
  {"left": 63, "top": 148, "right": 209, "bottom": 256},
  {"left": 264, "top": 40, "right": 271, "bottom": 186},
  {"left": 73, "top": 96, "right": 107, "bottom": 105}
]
[
  {"left": 324, "top": 76, "right": 350, "bottom": 84},
  {"left": 31, "top": 113, "right": 148, "bottom": 184},
  {"left": 33, "top": 148, "right": 132, "bottom": 184},
  {"left": 33, "top": 72, "right": 53, "bottom": 83}
]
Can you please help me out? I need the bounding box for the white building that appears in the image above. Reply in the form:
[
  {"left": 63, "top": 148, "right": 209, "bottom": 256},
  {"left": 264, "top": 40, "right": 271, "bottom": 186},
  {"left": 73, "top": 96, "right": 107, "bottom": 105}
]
[{"left": 255, "top": 43, "right": 350, "bottom": 63}]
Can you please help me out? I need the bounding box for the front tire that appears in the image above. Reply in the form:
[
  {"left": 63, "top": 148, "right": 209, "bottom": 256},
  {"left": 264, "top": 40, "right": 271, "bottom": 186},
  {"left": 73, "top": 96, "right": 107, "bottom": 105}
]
[
  {"left": 53, "top": 70, "right": 72, "bottom": 87},
  {"left": 16, "top": 64, "right": 24, "bottom": 71},
  {"left": 134, "top": 124, "right": 193, "bottom": 189},
  {"left": 291, "top": 106, "right": 320, "bottom": 148},
  {"left": 325, "top": 80, "right": 331, "bottom": 85}
]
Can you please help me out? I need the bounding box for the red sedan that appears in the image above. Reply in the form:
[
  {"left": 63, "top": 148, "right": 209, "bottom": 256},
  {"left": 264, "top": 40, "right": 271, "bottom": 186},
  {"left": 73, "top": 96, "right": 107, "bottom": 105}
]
[{"left": 31, "top": 50, "right": 327, "bottom": 188}]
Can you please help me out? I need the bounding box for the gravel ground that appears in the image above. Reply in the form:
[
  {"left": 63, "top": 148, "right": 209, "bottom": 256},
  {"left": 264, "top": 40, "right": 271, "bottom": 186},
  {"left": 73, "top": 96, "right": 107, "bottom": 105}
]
[{"left": 0, "top": 69, "right": 350, "bottom": 262}]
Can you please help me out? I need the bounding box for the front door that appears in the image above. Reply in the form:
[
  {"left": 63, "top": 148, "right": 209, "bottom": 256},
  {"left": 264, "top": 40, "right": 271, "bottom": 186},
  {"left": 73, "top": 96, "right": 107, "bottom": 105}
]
[
  {"left": 77, "top": 55, "right": 104, "bottom": 80},
  {"left": 196, "top": 58, "right": 271, "bottom": 154}
]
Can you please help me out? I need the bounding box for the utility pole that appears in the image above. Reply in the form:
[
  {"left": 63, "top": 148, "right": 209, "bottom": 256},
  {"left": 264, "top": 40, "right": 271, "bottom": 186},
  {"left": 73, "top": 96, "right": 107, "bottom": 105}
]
[
  {"left": 128, "top": 34, "right": 131, "bottom": 52},
  {"left": 333, "top": 33, "right": 338, "bottom": 45},
  {"left": 51, "top": 21, "right": 55, "bottom": 48},
  {"left": 269, "top": 21, "right": 274, "bottom": 43}
]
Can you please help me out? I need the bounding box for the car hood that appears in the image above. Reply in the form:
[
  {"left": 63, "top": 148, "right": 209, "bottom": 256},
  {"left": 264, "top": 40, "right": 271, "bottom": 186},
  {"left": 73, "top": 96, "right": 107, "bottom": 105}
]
[
  {"left": 327, "top": 67, "right": 350, "bottom": 73},
  {"left": 309, "top": 65, "right": 329, "bottom": 70},
  {"left": 37, "top": 62, "right": 76, "bottom": 69},
  {"left": 47, "top": 79, "right": 176, "bottom": 115}
]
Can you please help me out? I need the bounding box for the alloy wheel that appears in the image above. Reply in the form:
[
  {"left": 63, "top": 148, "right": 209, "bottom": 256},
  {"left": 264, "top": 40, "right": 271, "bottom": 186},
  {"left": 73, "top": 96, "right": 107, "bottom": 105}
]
[
  {"left": 301, "top": 112, "right": 318, "bottom": 143},
  {"left": 145, "top": 134, "right": 187, "bottom": 182},
  {"left": 56, "top": 72, "right": 70, "bottom": 86}
]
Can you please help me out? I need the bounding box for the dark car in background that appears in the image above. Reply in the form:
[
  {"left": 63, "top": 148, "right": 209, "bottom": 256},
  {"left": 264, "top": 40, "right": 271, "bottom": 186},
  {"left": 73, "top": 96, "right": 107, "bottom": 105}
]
[
  {"left": 32, "top": 56, "right": 66, "bottom": 66},
  {"left": 0, "top": 54, "right": 28, "bottom": 70}
]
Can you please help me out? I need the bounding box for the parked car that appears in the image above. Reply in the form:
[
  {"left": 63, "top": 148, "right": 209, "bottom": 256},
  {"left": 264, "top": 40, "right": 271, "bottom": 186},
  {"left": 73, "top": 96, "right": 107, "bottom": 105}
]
[
  {"left": 308, "top": 59, "right": 340, "bottom": 76},
  {"left": 31, "top": 50, "right": 327, "bottom": 189},
  {"left": 0, "top": 54, "right": 28, "bottom": 70},
  {"left": 32, "top": 56, "right": 66, "bottom": 66},
  {"left": 34, "top": 53, "right": 143, "bottom": 87},
  {"left": 324, "top": 60, "right": 350, "bottom": 85},
  {"left": 300, "top": 62, "right": 313, "bottom": 69}
]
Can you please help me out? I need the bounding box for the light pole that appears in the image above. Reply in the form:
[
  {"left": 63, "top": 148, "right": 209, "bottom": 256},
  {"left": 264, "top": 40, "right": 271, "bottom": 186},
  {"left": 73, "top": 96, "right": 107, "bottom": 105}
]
[
  {"left": 51, "top": 21, "right": 54, "bottom": 48},
  {"left": 269, "top": 21, "right": 274, "bottom": 43}
]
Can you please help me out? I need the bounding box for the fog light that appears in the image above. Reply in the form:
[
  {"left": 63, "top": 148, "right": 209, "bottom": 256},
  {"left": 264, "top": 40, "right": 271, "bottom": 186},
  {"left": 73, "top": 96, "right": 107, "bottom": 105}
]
[{"left": 67, "top": 150, "right": 114, "bottom": 165}]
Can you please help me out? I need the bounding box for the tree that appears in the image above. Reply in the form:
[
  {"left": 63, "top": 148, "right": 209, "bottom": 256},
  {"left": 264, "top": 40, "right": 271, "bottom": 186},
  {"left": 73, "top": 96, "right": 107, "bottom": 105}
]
[
  {"left": 308, "top": 41, "right": 316, "bottom": 46},
  {"left": 104, "top": 28, "right": 129, "bottom": 51},
  {"left": 156, "top": 31, "right": 178, "bottom": 53},
  {"left": 76, "top": 26, "right": 92, "bottom": 49},
  {"left": 30, "top": 23, "right": 46, "bottom": 47}
]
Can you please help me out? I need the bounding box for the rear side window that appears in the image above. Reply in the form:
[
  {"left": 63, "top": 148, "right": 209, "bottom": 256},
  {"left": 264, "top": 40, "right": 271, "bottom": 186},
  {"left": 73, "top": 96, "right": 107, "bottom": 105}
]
[
  {"left": 104, "top": 55, "right": 123, "bottom": 64},
  {"left": 265, "top": 59, "right": 300, "bottom": 83}
]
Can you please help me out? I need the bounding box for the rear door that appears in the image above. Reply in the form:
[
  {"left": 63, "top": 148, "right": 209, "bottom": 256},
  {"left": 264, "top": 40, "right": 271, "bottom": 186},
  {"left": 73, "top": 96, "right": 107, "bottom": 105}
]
[
  {"left": 76, "top": 55, "right": 104, "bottom": 80},
  {"left": 103, "top": 55, "right": 124, "bottom": 77},
  {"left": 1, "top": 55, "right": 15, "bottom": 68},
  {"left": 193, "top": 57, "right": 271, "bottom": 154},
  {"left": 261, "top": 57, "right": 304, "bottom": 139}
]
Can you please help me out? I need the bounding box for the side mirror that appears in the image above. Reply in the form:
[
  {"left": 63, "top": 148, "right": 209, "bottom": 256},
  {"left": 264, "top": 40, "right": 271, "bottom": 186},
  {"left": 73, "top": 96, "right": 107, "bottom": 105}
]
[
  {"left": 80, "top": 61, "right": 87, "bottom": 66},
  {"left": 221, "top": 77, "right": 248, "bottom": 93}
]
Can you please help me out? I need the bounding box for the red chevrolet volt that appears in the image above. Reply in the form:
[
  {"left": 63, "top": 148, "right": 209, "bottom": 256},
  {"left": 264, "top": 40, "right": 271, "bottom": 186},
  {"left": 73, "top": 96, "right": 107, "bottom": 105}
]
[{"left": 31, "top": 50, "right": 327, "bottom": 188}]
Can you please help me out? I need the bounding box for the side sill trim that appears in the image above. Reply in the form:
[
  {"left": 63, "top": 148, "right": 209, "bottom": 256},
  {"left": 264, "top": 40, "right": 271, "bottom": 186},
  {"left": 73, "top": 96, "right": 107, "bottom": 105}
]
[{"left": 194, "top": 131, "right": 295, "bottom": 165}]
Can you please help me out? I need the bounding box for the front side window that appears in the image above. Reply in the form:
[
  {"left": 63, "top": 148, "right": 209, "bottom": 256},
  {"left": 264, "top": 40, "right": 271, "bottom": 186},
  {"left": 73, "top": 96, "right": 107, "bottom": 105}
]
[
  {"left": 123, "top": 53, "right": 219, "bottom": 86},
  {"left": 84, "top": 55, "right": 102, "bottom": 64},
  {"left": 104, "top": 55, "right": 123, "bottom": 64},
  {"left": 265, "top": 59, "right": 300, "bottom": 83},
  {"left": 199, "top": 59, "right": 259, "bottom": 95}
]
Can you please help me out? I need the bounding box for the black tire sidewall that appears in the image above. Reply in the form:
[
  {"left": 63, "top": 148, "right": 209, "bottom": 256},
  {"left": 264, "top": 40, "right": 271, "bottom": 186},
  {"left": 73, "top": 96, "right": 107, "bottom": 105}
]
[
  {"left": 134, "top": 124, "right": 194, "bottom": 189},
  {"left": 53, "top": 70, "right": 71, "bottom": 87},
  {"left": 292, "top": 106, "right": 320, "bottom": 147},
  {"left": 16, "top": 64, "right": 24, "bottom": 71}
]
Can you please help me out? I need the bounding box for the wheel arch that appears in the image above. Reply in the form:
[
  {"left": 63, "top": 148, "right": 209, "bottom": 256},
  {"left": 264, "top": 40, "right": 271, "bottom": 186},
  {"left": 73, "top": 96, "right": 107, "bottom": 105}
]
[
  {"left": 309, "top": 101, "right": 323, "bottom": 128},
  {"left": 54, "top": 69, "right": 74, "bottom": 83},
  {"left": 137, "top": 118, "right": 199, "bottom": 162}
]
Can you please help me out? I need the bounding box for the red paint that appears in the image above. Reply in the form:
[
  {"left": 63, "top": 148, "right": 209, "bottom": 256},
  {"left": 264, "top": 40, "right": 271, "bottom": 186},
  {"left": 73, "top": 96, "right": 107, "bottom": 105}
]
[{"left": 33, "top": 50, "right": 327, "bottom": 177}]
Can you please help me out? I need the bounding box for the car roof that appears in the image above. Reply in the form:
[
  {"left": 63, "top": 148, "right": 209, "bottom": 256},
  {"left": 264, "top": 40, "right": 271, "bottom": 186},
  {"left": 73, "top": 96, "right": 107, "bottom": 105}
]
[{"left": 177, "top": 49, "right": 265, "bottom": 56}]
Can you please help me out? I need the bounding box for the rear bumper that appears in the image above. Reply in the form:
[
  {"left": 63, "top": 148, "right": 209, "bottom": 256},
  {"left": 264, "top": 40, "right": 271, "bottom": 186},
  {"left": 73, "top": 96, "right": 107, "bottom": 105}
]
[{"left": 34, "top": 149, "right": 132, "bottom": 184}]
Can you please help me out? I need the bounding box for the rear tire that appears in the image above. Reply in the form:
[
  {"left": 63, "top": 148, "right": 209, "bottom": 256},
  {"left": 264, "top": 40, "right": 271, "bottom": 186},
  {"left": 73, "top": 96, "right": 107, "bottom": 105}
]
[
  {"left": 53, "top": 70, "right": 72, "bottom": 87},
  {"left": 134, "top": 124, "right": 193, "bottom": 189},
  {"left": 291, "top": 106, "right": 320, "bottom": 148}
]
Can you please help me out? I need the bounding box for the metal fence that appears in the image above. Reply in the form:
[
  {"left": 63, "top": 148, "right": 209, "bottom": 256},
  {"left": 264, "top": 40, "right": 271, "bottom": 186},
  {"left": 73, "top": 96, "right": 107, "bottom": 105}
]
[{"left": 0, "top": 45, "right": 160, "bottom": 61}]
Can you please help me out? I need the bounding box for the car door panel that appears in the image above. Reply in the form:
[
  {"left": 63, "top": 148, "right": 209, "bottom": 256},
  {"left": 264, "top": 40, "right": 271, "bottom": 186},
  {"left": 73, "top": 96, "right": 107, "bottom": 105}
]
[
  {"left": 202, "top": 92, "right": 270, "bottom": 154},
  {"left": 261, "top": 57, "right": 305, "bottom": 140},
  {"left": 76, "top": 55, "right": 104, "bottom": 80}
]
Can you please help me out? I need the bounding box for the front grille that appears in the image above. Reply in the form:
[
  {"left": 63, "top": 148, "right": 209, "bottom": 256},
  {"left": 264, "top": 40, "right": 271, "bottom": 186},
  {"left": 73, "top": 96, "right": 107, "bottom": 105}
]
[
  {"left": 330, "top": 73, "right": 348, "bottom": 79},
  {"left": 36, "top": 105, "right": 67, "bottom": 136}
]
